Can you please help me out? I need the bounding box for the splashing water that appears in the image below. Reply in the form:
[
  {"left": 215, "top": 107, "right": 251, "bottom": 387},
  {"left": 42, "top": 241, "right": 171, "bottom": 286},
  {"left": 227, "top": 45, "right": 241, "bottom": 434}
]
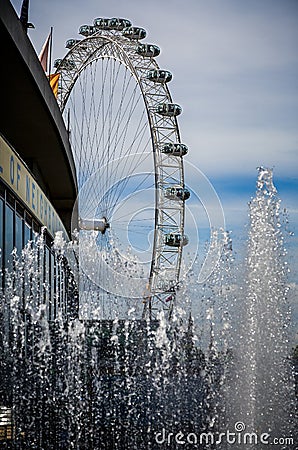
[
  {"left": 0, "top": 168, "right": 296, "bottom": 449},
  {"left": 224, "top": 167, "right": 295, "bottom": 448},
  {"left": 0, "top": 233, "right": 210, "bottom": 449}
]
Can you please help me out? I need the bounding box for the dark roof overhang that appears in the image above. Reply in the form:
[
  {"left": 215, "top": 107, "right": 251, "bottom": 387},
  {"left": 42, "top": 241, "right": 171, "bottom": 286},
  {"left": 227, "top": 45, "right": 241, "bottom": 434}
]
[{"left": 0, "top": 0, "right": 77, "bottom": 235}]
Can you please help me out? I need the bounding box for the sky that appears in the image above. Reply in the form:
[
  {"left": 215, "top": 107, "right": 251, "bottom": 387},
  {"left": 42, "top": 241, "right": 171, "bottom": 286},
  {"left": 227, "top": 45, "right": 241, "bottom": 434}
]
[
  {"left": 10, "top": 0, "right": 298, "bottom": 217},
  {"left": 10, "top": 0, "right": 298, "bottom": 334}
]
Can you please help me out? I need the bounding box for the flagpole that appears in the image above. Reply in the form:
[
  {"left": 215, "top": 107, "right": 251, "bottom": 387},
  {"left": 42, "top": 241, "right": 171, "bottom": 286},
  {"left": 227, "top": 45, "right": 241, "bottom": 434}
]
[
  {"left": 20, "top": 0, "right": 29, "bottom": 32},
  {"left": 49, "top": 27, "right": 53, "bottom": 75}
]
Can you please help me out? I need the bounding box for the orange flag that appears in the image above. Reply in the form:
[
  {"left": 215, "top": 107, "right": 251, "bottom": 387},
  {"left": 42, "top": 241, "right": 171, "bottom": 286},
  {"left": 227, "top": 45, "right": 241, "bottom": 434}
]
[
  {"left": 38, "top": 31, "right": 51, "bottom": 72},
  {"left": 49, "top": 73, "right": 60, "bottom": 98}
]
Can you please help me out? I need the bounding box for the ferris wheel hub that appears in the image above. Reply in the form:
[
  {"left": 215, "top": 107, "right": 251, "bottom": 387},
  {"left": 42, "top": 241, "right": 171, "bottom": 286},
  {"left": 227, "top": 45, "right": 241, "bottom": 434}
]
[{"left": 79, "top": 217, "right": 110, "bottom": 234}]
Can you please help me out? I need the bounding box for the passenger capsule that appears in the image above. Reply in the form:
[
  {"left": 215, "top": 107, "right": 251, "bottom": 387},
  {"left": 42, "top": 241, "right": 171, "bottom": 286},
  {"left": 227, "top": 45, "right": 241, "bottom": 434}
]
[
  {"left": 123, "top": 27, "right": 146, "bottom": 40},
  {"left": 147, "top": 69, "right": 172, "bottom": 83},
  {"left": 93, "top": 18, "right": 111, "bottom": 29},
  {"left": 53, "top": 59, "right": 75, "bottom": 70},
  {"left": 53, "top": 59, "right": 62, "bottom": 68},
  {"left": 165, "top": 186, "right": 190, "bottom": 201},
  {"left": 108, "top": 18, "right": 132, "bottom": 30},
  {"left": 160, "top": 143, "right": 188, "bottom": 156},
  {"left": 156, "top": 280, "right": 176, "bottom": 292},
  {"left": 165, "top": 233, "right": 189, "bottom": 247},
  {"left": 65, "top": 39, "right": 81, "bottom": 49},
  {"left": 79, "top": 25, "right": 97, "bottom": 36},
  {"left": 137, "top": 44, "right": 160, "bottom": 58},
  {"left": 157, "top": 103, "right": 182, "bottom": 117}
]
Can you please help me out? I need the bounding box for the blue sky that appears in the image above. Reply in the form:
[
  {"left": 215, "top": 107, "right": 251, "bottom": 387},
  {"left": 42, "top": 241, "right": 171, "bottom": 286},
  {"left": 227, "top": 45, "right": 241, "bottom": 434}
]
[
  {"left": 11, "top": 0, "right": 298, "bottom": 333},
  {"left": 11, "top": 0, "right": 297, "bottom": 222}
]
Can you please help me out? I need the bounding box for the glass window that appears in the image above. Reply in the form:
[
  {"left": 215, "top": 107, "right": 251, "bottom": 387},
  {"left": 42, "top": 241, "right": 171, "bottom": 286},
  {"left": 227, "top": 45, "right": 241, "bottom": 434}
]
[
  {"left": 0, "top": 199, "right": 3, "bottom": 285},
  {"left": 24, "top": 223, "right": 31, "bottom": 245},
  {"left": 4, "top": 205, "right": 14, "bottom": 272},
  {"left": 0, "top": 199, "right": 3, "bottom": 249},
  {"left": 0, "top": 182, "right": 77, "bottom": 321},
  {"left": 45, "top": 247, "right": 50, "bottom": 318},
  {"left": 50, "top": 253, "right": 55, "bottom": 320},
  {"left": 15, "top": 214, "right": 23, "bottom": 255},
  {"left": 24, "top": 212, "right": 32, "bottom": 244},
  {"left": 56, "top": 260, "right": 65, "bottom": 312},
  {"left": 15, "top": 215, "right": 24, "bottom": 299}
]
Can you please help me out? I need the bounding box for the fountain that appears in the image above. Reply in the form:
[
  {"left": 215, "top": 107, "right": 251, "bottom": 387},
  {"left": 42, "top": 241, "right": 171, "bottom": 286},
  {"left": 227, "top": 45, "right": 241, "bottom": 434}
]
[
  {"left": 0, "top": 168, "right": 296, "bottom": 449},
  {"left": 223, "top": 167, "right": 296, "bottom": 448}
]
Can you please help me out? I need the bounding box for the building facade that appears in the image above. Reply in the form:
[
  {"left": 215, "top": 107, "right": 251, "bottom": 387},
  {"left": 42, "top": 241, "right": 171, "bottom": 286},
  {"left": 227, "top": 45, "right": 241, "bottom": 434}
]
[{"left": 0, "top": 1, "right": 78, "bottom": 445}]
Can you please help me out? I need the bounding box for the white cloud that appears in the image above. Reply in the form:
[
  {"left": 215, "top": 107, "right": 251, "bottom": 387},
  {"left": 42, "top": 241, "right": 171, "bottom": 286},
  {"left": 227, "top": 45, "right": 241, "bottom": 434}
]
[
  {"left": 10, "top": 0, "right": 298, "bottom": 213},
  {"left": 183, "top": 127, "right": 298, "bottom": 177}
]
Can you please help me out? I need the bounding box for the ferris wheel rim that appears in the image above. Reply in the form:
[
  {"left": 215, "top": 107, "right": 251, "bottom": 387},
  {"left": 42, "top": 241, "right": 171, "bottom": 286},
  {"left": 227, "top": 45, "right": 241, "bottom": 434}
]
[{"left": 54, "top": 24, "right": 188, "bottom": 319}]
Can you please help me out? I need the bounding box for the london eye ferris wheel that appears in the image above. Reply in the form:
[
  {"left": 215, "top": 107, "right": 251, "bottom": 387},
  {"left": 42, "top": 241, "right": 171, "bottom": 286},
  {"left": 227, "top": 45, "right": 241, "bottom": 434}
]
[{"left": 53, "top": 17, "right": 190, "bottom": 320}]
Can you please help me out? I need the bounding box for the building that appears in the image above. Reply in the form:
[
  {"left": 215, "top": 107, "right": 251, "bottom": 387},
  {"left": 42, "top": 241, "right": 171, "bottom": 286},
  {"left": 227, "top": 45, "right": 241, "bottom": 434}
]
[
  {"left": 0, "top": 1, "right": 78, "bottom": 445},
  {"left": 0, "top": 0, "right": 78, "bottom": 307}
]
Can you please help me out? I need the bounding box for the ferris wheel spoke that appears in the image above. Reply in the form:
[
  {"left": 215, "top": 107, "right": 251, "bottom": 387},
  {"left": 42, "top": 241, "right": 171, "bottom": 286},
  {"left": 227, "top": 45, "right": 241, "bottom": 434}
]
[
  {"left": 100, "top": 101, "right": 147, "bottom": 215},
  {"left": 96, "top": 75, "right": 142, "bottom": 208},
  {"left": 113, "top": 196, "right": 153, "bottom": 220},
  {"left": 79, "top": 58, "right": 110, "bottom": 182},
  {"left": 107, "top": 67, "right": 131, "bottom": 156},
  {"left": 89, "top": 62, "right": 107, "bottom": 176},
  {"left": 104, "top": 121, "right": 151, "bottom": 216}
]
